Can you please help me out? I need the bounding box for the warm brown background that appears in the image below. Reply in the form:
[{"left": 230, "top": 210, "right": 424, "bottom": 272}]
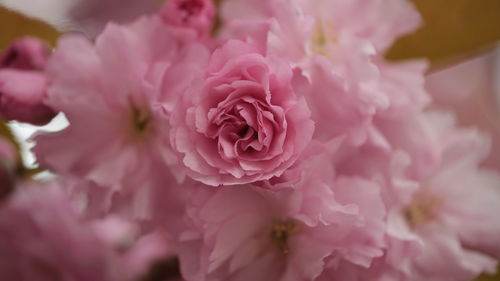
[{"left": 0, "top": 1, "right": 499, "bottom": 280}]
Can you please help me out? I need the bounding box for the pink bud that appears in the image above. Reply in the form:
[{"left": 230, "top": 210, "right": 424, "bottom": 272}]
[
  {"left": 0, "top": 37, "right": 56, "bottom": 125},
  {"left": 0, "top": 37, "right": 50, "bottom": 70},
  {"left": 0, "top": 69, "right": 56, "bottom": 125},
  {"left": 159, "top": 0, "right": 216, "bottom": 37}
]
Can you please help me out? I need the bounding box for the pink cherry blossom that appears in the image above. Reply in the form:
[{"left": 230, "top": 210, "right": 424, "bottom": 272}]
[
  {"left": 0, "top": 37, "right": 56, "bottom": 125},
  {"left": 176, "top": 144, "right": 386, "bottom": 281},
  {"left": 32, "top": 16, "right": 206, "bottom": 188},
  {"left": 297, "top": 0, "right": 421, "bottom": 52},
  {"left": 376, "top": 112, "right": 500, "bottom": 281},
  {"left": 170, "top": 39, "right": 314, "bottom": 186}
]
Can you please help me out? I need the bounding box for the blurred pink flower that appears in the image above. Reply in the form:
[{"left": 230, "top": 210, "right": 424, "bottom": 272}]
[
  {"left": 383, "top": 112, "right": 500, "bottom": 281},
  {"left": 0, "top": 37, "right": 56, "bottom": 125},
  {"left": 170, "top": 39, "right": 314, "bottom": 186},
  {"left": 426, "top": 49, "right": 500, "bottom": 168},
  {"left": 0, "top": 182, "right": 123, "bottom": 281}
]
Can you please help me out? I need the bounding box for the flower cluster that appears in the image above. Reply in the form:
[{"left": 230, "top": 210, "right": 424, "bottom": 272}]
[{"left": 1, "top": 0, "right": 500, "bottom": 281}]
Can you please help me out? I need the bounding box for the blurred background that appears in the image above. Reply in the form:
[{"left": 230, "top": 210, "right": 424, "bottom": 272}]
[{"left": 1, "top": 1, "right": 500, "bottom": 280}]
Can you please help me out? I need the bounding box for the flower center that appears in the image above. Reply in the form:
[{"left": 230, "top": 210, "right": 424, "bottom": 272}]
[
  {"left": 269, "top": 220, "right": 298, "bottom": 255},
  {"left": 404, "top": 190, "right": 442, "bottom": 228},
  {"left": 310, "top": 18, "right": 337, "bottom": 56},
  {"left": 128, "top": 97, "right": 152, "bottom": 136}
]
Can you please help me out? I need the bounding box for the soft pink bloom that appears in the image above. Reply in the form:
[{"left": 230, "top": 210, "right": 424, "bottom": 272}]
[
  {"left": 219, "top": 0, "right": 427, "bottom": 146},
  {"left": 159, "top": 0, "right": 216, "bottom": 37},
  {"left": 170, "top": 39, "right": 314, "bottom": 186},
  {"left": 0, "top": 37, "right": 56, "bottom": 125},
  {"left": 176, "top": 144, "right": 386, "bottom": 281},
  {"left": 376, "top": 112, "right": 500, "bottom": 281},
  {"left": 220, "top": 1, "right": 427, "bottom": 150},
  {"left": 220, "top": 0, "right": 420, "bottom": 61},
  {"left": 297, "top": 0, "right": 421, "bottom": 52},
  {"left": 0, "top": 182, "right": 124, "bottom": 281},
  {"left": 313, "top": 111, "right": 500, "bottom": 281},
  {"left": 33, "top": 16, "right": 206, "bottom": 189}
]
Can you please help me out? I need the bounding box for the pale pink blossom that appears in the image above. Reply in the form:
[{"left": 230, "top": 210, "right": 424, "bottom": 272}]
[
  {"left": 0, "top": 37, "right": 56, "bottom": 125},
  {"left": 296, "top": 0, "right": 421, "bottom": 52},
  {"left": 378, "top": 112, "right": 500, "bottom": 281},
  {"left": 170, "top": 39, "right": 314, "bottom": 186},
  {"left": 32, "top": 16, "right": 206, "bottom": 188},
  {"left": 219, "top": 0, "right": 426, "bottom": 147},
  {"left": 176, "top": 144, "right": 386, "bottom": 281}
]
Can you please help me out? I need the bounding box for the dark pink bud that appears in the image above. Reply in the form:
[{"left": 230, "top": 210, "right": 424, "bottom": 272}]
[
  {"left": 0, "top": 70, "right": 56, "bottom": 125},
  {"left": 160, "top": 0, "right": 216, "bottom": 37},
  {"left": 0, "top": 38, "right": 56, "bottom": 125},
  {"left": 0, "top": 37, "right": 50, "bottom": 71}
]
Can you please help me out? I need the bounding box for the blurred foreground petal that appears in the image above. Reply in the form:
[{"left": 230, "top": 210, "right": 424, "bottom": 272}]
[{"left": 0, "top": 0, "right": 161, "bottom": 37}]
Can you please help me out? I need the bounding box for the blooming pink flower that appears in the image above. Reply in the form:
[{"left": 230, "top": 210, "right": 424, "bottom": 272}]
[
  {"left": 297, "top": 0, "right": 421, "bottom": 52},
  {"left": 0, "top": 37, "right": 56, "bottom": 125},
  {"left": 170, "top": 39, "right": 314, "bottom": 186},
  {"left": 341, "top": 112, "right": 500, "bottom": 281},
  {"left": 176, "top": 144, "right": 386, "bottom": 281},
  {"left": 0, "top": 182, "right": 124, "bottom": 281},
  {"left": 159, "top": 0, "right": 216, "bottom": 37},
  {"left": 33, "top": 16, "right": 207, "bottom": 189}
]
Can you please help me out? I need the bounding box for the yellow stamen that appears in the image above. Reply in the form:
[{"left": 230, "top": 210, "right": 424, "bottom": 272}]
[
  {"left": 404, "top": 190, "right": 442, "bottom": 228},
  {"left": 311, "top": 18, "right": 337, "bottom": 56},
  {"left": 128, "top": 97, "right": 152, "bottom": 136},
  {"left": 269, "top": 220, "right": 298, "bottom": 255}
]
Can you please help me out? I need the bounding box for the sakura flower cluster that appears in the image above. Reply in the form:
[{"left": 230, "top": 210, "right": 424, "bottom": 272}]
[{"left": 1, "top": 0, "right": 500, "bottom": 280}]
